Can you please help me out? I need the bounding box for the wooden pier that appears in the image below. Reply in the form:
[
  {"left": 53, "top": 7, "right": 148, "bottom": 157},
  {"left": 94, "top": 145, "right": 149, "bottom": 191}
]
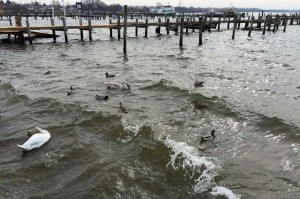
[{"left": 1, "top": 6, "right": 300, "bottom": 49}]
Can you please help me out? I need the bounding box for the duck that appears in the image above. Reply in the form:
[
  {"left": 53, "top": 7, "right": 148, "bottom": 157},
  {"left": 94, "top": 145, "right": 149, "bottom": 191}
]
[
  {"left": 44, "top": 71, "right": 51, "bottom": 75},
  {"left": 119, "top": 102, "right": 128, "bottom": 113},
  {"left": 194, "top": 79, "right": 204, "bottom": 88},
  {"left": 67, "top": 86, "right": 73, "bottom": 96},
  {"left": 104, "top": 82, "right": 131, "bottom": 90},
  {"left": 96, "top": 95, "right": 109, "bottom": 101},
  {"left": 193, "top": 101, "right": 208, "bottom": 110},
  {"left": 17, "top": 127, "right": 51, "bottom": 151},
  {"left": 105, "top": 72, "right": 116, "bottom": 78},
  {"left": 200, "top": 130, "right": 215, "bottom": 142}
]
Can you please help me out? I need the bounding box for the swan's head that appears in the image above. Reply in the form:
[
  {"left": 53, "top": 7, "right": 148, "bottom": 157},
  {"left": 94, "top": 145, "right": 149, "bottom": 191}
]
[
  {"left": 104, "top": 95, "right": 109, "bottom": 100},
  {"left": 123, "top": 83, "right": 130, "bottom": 90},
  {"left": 28, "top": 127, "right": 42, "bottom": 136}
]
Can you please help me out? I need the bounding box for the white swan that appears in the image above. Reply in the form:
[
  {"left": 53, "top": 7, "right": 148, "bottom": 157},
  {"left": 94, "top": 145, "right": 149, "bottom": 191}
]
[
  {"left": 17, "top": 127, "right": 51, "bottom": 151},
  {"left": 104, "top": 82, "right": 130, "bottom": 90}
]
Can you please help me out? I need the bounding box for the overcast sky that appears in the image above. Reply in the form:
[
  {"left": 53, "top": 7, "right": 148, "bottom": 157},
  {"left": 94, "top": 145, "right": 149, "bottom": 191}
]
[{"left": 18, "top": 0, "right": 300, "bottom": 10}]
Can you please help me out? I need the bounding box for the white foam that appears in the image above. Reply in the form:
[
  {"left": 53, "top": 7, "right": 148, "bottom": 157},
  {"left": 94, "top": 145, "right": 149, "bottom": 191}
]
[
  {"left": 121, "top": 117, "right": 142, "bottom": 136},
  {"left": 163, "top": 136, "right": 220, "bottom": 193},
  {"left": 120, "top": 118, "right": 151, "bottom": 143},
  {"left": 163, "top": 137, "right": 241, "bottom": 197},
  {"left": 211, "top": 186, "right": 241, "bottom": 199}
]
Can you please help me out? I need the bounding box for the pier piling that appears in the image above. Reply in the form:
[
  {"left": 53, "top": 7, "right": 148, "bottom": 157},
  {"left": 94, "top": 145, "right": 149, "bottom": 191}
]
[
  {"left": 179, "top": 18, "right": 184, "bottom": 46},
  {"left": 25, "top": 19, "right": 32, "bottom": 44},
  {"left": 123, "top": 5, "right": 128, "bottom": 55}
]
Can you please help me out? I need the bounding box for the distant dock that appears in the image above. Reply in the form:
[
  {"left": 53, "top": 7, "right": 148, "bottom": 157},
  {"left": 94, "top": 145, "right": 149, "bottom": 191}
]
[{"left": 1, "top": 6, "right": 299, "bottom": 50}]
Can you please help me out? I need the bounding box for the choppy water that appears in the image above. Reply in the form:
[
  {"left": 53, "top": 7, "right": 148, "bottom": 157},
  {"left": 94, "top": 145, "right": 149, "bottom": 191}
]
[{"left": 1, "top": 16, "right": 300, "bottom": 199}]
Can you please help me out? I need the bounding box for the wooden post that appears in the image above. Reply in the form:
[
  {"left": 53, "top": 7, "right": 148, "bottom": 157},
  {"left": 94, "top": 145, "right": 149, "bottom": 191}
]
[
  {"left": 166, "top": 18, "right": 170, "bottom": 34},
  {"left": 88, "top": 18, "right": 92, "bottom": 41},
  {"left": 290, "top": 14, "right": 294, "bottom": 25},
  {"left": 186, "top": 17, "right": 189, "bottom": 35},
  {"left": 15, "top": 16, "right": 22, "bottom": 26},
  {"left": 192, "top": 17, "right": 195, "bottom": 32},
  {"left": 123, "top": 5, "right": 128, "bottom": 55},
  {"left": 109, "top": 18, "right": 112, "bottom": 38},
  {"left": 276, "top": 15, "right": 280, "bottom": 30},
  {"left": 237, "top": 14, "right": 241, "bottom": 29},
  {"left": 232, "top": 15, "right": 237, "bottom": 40},
  {"left": 248, "top": 16, "right": 254, "bottom": 37},
  {"left": 62, "top": 17, "right": 68, "bottom": 43},
  {"left": 283, "top": 16, "right": 288, "bottom": 32},
  {"left": 179, "top": 18, "right": 184, "bottom": 47},
  {"left": 267, "top": 16, "right": 271, "bottom": 31},
  {"left": 199, "top": 17, "right": 203, "bottom": 46},
  {"left": 245, "top": 16, "right": 250, "bottom": 29},
  {"left": 263, "top": 15, "right": 267, "bottom": 35},
  {"left": 227, "top": 18, "right": 230, "bottom": 29},
  {"left": 145, "top": 18, "right": 148, "bottom": 38},
  {"left": 156, "top": 18, "right": 161, "bottom": 34},
  {"left": 217, "top": 17, "right": 221, "bottom": 31},
  {"left": 281, "top": 14, "right": 286, "bottom": 25},
  {"left": 51, "top": 17, "right": 56, "bottom": 42},
  {"left": 26, "top": 19, "right": 32, "bottom": 44},
  {"left": 203, "top": 17, "right": 207, "bottom": 32},
  {"left": 79, "top": 15, "right": 83, "bottom": 40},
  {"left": 257, "top": 15, "right": 262, "bottom": 29},
  {"left": 272, "top": 17, "right": 276, "bottom": 33},
  {"left": 135, "top": 18, "right": 138, "bottom": 37},
  {"left": 9, "top": 16, "right": 12, "bottom": 26},
  {"left": 117, "top": 19, "right": 121, "bottom": 40}
]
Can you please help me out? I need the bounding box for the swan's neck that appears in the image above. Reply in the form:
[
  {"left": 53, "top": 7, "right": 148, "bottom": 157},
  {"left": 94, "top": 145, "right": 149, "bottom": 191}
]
[{"left": 35, "top": 127, "right": 43, "bottom": 133}]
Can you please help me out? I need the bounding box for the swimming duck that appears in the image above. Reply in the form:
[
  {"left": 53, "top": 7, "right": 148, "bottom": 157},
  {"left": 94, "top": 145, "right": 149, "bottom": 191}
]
[
  {"left": 106, "top": 72, "right": 116, "bottom": 78},
  {"left": 200, "top": 130, "right": 215, "bottom": 142},
  {"left": 119, "top": 102, "right": 128, "bottom": 113},
  {"left": 17, "top": 127, "right": 51, "bottom": 151},
  {"left": 44, "top": 71, "right": 51, "bottom": 75},
  {"left": 104, "top": 82, "right": 131, "bottom": 90},
  {"left": 67, "top": 86, "right": 73, "bottom": 96},
  {"left": 96, "top": 95, "right": 109, "bottom": 100},
  {"left": 194, "top": 79, "right": 204, "bottom": 88}
]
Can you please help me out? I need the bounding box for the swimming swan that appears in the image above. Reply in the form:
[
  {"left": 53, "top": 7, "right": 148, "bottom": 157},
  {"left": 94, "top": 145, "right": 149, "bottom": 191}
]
[
  {"left": 17, "top": 127, "right": 51, "bottom": 151},
  {"left": 104, "top": 82, "right": 131, "bottom": 90},
  {"left": 200, "top": 130, "right": 215, "bottom": 142}
]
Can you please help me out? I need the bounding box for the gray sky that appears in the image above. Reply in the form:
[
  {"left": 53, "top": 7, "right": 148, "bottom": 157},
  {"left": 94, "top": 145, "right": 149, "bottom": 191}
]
[{"left": 19, "top": 0, "right": 300, "bottom": 10}]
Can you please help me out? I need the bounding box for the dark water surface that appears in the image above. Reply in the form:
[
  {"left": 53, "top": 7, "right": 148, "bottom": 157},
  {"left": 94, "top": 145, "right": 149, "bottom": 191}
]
[{"left": 0, "top": 17, "right": 300, "bottom": 199}]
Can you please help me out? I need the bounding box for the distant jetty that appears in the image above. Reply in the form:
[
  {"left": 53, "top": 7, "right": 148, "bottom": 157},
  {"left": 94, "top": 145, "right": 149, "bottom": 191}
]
[{"left": 1, "top": 5, "right": 299, "bottom": 52}]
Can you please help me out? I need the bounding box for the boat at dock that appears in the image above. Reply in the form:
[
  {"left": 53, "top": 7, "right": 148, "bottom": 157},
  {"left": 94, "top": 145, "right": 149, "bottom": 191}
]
[
  {"left": 206, "top": 7, "right": 238, "bottom": 17},
  {"left": 150, "top": 3, "right": 176, "bottom": 15}
]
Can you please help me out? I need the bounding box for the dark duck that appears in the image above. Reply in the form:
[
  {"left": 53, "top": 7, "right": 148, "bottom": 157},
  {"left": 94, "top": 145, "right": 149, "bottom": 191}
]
[
  {"left": 119, "top": 102, "right": 128, "bottom": 113},
  {"left": 200, "top": 130, "right": 215, "bottom": 143},
  {"left": 67, "top": 86, "right": 73, "bottom": 96},
  {"left": 106, "top": 72, "right": 116, "bottom": 78},
  {"left": 194, "top": 79, "right": 204, "bottom": 88},
  {"left": 96, "top": 95, "right": 109, "bottom": 101}
]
